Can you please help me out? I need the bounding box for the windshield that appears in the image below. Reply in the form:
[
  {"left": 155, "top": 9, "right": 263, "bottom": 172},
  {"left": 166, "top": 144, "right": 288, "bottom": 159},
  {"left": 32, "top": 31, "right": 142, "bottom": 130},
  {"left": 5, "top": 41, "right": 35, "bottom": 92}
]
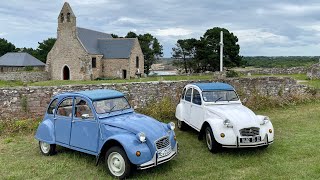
[
  {"left": 93, "top": 97, "right": 131, "bottom": 114},
  {"left": 202, "top": 90, "right": 239, "bottom": 102}
]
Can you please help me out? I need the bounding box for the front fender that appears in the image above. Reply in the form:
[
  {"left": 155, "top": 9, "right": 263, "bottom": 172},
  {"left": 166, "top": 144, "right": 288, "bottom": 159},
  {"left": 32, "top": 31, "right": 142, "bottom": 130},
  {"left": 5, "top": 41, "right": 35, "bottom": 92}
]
[
  {"left": 175, "top": 103, "right": 183, "bottom": 121},
  {"left": 34, "top": 119, "right": 55, "bottom": 144},
  {"left": 204, "top": 118, "right": 237, "bottom": 145},
  {"left": 100, "top": 134, "right": 153, "bottom": 165}
]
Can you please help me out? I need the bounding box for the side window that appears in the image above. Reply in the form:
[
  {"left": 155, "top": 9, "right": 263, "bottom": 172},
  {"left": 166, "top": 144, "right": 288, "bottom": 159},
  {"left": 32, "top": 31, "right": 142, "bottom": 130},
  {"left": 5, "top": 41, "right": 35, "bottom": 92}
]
[
  {"left": 181, "top": 88, "right": 186, "bottom": 99},
  {"left": 47, "top": 99, "right": 58, "bottom": 114},
  {"left": 185, "top": 88, "right": 192, "bottom": 102},
  {"left": 192, "top": 89, "right": 202, "bottom": 105},
  {"left": 92, "top": 57, "right": 96, "bottom": 68},
  {"left": 57, "top": 98, "right": 73, "bottom": 117},
  {"left": 74, "top": 97, "right": 94, "bottom": 119}
]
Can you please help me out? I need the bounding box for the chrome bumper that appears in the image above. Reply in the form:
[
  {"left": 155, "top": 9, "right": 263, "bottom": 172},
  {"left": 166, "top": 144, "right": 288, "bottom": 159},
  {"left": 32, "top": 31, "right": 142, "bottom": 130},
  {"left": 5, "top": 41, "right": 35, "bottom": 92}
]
[
  {"left": 137, "top": 142, "right": 178, "bottom": 170},
  {"left": 222, "top": 135, "right": 273, "bottom": 148}
]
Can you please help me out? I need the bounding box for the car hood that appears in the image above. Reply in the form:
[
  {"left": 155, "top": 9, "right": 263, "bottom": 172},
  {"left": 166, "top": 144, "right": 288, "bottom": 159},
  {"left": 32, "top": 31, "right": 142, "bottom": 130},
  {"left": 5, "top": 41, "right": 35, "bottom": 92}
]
[
  {"left": 206, "top": 104, "right": 260, "bottom": 129},
  {"left": 100, "top": 112, "right": 168, "bottom": 142}
]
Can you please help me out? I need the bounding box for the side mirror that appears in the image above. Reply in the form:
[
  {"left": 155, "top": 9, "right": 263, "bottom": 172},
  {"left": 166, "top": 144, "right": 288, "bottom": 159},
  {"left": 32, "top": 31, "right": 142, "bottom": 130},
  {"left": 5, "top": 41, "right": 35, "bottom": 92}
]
[{"left": 81, "top": 114, "right": 90, "bottom": 119}]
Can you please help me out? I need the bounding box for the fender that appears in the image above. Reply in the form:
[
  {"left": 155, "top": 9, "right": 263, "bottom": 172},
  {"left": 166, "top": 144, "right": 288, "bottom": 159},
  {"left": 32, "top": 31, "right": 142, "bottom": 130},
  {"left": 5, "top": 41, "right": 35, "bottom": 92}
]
[
  {"left": 175, "top": 103, "right": 183, "bottom": 121},
  {"left": 201, "top": 118, "right": 236, "bottom": 145},
  {"left": 98, "top": 134, "right": 153, "bottom": 165},
  {"left": 34, "top": 119, "right": 55, "bottom": 144}
]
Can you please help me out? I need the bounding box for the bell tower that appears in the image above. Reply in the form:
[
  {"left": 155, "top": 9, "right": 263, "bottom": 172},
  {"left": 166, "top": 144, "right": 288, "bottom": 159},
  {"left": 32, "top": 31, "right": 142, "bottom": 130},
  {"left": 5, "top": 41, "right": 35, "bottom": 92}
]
[{"left": 57, "top": 2, "right": 77, "bottom": 39}]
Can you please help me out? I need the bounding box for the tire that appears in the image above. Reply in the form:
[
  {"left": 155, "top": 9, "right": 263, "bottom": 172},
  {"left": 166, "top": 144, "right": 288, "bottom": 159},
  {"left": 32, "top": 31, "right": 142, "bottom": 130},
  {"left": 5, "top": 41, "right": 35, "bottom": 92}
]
[
  {"left": 105, "top": 146, "right": 131, "bottom": 179},
  {"left": 177, "top": 119, "right": 186, "bottom": 130},
  {"left": 205, "top": 126, "right": 221, "bottom": 153},
  {"left": 39, "top": 141, "right": 56, "bottom": 156}
]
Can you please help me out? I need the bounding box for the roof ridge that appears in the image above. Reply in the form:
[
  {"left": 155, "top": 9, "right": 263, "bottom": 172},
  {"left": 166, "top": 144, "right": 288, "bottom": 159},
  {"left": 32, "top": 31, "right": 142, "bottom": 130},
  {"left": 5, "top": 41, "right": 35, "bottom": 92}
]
[{"left": 77, "top": 27, "right": 111, "bottom": 35}]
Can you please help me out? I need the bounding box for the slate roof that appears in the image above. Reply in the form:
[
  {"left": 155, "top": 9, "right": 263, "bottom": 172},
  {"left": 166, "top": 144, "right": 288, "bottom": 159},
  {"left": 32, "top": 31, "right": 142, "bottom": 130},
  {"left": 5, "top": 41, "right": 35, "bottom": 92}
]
[
  {"left": 77, "top": 27, "right": 135, "bottom": 59},
  {"left": 0, "top": 52, "right": 45, "bottom": 67},
  {"left": 98, "top": 39, "right": 135, "bottom": 59},
  {"left": 193, "top": 83, "right": 235, "bottom": 91}
]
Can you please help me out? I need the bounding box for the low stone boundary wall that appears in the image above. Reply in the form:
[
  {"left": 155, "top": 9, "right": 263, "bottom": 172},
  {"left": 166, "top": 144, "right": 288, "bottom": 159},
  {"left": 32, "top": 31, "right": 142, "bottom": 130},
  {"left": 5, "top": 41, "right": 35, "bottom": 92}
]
[
  {"left": 235, "top": 67, "right": 307, "bottom": 75},
  {"left": 0, "top": 71, "right": 49, "bottom": 82},
  {"left": 0, "top": 77, "right": 309, "bottom": 120}
]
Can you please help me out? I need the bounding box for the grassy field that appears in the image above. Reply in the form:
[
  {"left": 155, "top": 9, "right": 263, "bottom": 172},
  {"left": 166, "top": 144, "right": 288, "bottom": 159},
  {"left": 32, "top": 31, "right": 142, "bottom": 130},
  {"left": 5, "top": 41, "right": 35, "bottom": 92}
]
[
  {"left": 0, "top": 74, "right": 213, "bottom": 87},
  {"left": 1, "top": 102, "right": 320, "bottom": 179}
]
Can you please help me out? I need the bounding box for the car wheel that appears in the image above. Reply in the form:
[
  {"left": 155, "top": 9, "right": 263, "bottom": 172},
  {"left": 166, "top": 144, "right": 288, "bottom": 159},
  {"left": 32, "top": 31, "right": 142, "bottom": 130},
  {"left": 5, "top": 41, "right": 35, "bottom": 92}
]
[
  {"left": 39, "top": 141, "right": 56, "bottom": 156},
  {"left": 205, "top": 126, "right": 221, "bottom": 153},
  {"left": 105, "top": 146, "right": 131, "bottom": 179},
  {"left": 177, "top": 119, "right": 186, "bottom": 130}
]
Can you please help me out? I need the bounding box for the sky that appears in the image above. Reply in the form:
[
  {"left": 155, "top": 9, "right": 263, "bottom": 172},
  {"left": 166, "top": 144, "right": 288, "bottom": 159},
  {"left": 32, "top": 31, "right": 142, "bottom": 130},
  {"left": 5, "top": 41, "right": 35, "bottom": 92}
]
[{"left": 0, "top": 0, "right": 320, "bottom": 57}]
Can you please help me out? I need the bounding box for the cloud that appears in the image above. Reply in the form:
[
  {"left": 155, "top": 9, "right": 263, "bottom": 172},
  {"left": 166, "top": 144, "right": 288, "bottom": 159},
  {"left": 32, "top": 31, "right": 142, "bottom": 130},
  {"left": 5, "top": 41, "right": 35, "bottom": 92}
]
[{"left": 154, "top": 28, "right": 193, "bottom": 37}]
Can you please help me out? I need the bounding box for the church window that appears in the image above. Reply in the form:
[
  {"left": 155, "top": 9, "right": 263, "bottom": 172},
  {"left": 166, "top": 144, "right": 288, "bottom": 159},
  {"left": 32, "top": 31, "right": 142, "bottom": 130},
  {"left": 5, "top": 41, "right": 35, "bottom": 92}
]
[
  {"left": 67, "top": 13, "right": 71, "bottom": 22},
  {"left": 92, "top": 57, "right": 96, "bottom": 68},
  {"left": 136, "top": 56, "right": 139, "bottom": 68},
  {"left": 60, "top": 13, "right": 64, "bottom": 23}
]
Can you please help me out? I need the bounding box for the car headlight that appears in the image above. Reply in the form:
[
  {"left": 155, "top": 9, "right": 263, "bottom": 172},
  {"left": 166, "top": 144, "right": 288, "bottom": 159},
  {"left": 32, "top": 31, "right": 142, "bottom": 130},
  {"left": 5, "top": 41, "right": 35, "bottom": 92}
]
[
  {"left": 261, "top": 116, "right": 270, "bottom": 125},
  {"left": 223, "top": 119, "right": 233, "bottom": 128},
  {"left": 137, "top": 132, "right": 146, "bottom": 143},
  {"left": 167, "top": 122, "right": 175, "bottom": 130}
]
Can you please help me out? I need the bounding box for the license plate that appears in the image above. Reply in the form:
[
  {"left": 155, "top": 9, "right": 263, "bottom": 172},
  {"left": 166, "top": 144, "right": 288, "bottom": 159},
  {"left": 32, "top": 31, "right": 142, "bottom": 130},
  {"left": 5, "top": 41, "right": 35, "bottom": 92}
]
[
  {"left": 158, "top": 148, "right": 171, "bottom": 158},
  {"left": 240, "top": 136, "right": 261, "bottom": 143}
]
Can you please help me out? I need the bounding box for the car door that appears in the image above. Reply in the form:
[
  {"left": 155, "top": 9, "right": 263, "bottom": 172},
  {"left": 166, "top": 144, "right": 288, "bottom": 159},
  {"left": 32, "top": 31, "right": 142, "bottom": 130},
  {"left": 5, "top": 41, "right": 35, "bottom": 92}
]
[
  {"left": 182, "top": 88, "right": 193, "bottom": 124},
  {"left": 69, "top": 97, "right": 99, "bottom": 152},
  {"left": 55, "top": 97, "right": 74, "bottom": 145},
  {"left": 190, "top": 89, "right": 204, "bottom": 130}
]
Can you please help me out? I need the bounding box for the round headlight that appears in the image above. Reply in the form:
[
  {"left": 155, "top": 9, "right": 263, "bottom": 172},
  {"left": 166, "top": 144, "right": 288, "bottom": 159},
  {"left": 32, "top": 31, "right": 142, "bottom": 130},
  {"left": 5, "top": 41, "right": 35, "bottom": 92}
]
[
  {"left": 137, "top": 132, "right": 146, "bottom": 142},
  {"left": 168, "top": 122, "right": 175, "bottom": 130},
  {"left": 223, "top": 119, "right": 233, "bottom": 128}
]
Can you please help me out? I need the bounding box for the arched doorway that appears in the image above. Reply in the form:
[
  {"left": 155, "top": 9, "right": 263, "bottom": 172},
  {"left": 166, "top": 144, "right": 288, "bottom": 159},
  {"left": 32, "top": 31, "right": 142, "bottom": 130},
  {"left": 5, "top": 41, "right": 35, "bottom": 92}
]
[{"left": 63, "top": 66, "right": 70, "bottom": 80}]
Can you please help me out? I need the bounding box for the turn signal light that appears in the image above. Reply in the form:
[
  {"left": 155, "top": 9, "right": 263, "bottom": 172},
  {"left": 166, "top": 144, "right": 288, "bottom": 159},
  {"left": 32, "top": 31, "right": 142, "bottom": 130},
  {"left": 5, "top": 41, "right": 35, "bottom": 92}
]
[
  {"left": 220, "top": 133, "right": 225, "bottom": 138},
  {"left": 136, "top": 151, "right": 141, "bottom": 157},
  {"left": 269, "top": 129, "right": 273, "bottom": 133}
]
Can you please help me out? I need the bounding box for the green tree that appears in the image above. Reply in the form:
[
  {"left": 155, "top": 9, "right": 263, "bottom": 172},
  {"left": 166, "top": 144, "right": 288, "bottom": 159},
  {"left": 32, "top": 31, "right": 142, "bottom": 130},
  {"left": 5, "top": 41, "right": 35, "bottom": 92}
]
[
  {"left": 199, "top": 27, "right": 242, "bottom": 71},
  {"left": 139, "top": 34, "right": 163, "bottom": 75},
  {"left": 35, "top": 38, "right": 56, "bottom": 63},
  {"left": 111, "top": 34, "right": 119, "bottom": 38},
  {"left": 125, "top": 31, "right": 138, "bottom": 38},
  {"left": 172, "top": 38, "right": 197, "bottom": 73},
  {"left": 0, "top": 38, "right": 16, "bottom": 56}
]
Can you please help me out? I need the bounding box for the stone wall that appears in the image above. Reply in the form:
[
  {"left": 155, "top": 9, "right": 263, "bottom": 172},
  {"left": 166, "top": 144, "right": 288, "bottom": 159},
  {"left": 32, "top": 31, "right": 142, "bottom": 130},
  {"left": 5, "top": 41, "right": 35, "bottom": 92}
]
[
  {"left": 0, "top": 77, "right": 309, "bottom": 120},
  {"left": 0, "top": 71, "right": 49, "bottom": 82},
  {"left": 235, "top": 67, "right": 307, "bottom": 75},
  {"left": 307, "top": 63, "right": 320, "bottom": 79}
]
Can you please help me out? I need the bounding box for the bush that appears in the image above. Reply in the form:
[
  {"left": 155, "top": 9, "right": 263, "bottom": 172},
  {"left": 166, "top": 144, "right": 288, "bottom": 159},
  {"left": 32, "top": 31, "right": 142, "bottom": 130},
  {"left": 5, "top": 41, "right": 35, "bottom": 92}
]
[
  {"left": 24, "top": 66, "right": 34, "bottom": 71},
  {"left": 0, "top": 118, "right": 41, "bottom": 136},
  {"left": 226, "top": 70, "right": 239, "bottom": 77},
  {"left": 137, "top": 96, "right": 176, "bottom": 123}
]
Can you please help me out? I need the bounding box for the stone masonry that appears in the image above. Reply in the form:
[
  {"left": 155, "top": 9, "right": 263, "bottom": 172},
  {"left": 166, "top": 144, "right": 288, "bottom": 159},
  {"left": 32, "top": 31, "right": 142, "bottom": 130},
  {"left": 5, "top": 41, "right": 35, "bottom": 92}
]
[{"left": 0, "top": 77, "right": 310, "bottom": 120}]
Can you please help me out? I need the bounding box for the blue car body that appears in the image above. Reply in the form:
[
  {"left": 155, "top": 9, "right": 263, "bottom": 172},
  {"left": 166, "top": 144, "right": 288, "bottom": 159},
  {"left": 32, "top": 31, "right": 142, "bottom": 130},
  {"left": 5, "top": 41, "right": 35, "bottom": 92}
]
[{"left": 35, "top": 89, "right": 177, "bottom": 169}]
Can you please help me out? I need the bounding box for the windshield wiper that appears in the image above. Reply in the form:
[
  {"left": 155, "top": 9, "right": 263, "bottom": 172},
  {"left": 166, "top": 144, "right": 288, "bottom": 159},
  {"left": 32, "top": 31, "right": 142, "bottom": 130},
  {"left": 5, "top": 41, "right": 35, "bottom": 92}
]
[
  {"left": 228, "top": 97, "right": 238, "bottom": 101},
  {"left": 108, "top": 105, "right": 117, "bottom": 113},
  {"left": 215, "top": 97, "right": 223, "bottom": 102}
]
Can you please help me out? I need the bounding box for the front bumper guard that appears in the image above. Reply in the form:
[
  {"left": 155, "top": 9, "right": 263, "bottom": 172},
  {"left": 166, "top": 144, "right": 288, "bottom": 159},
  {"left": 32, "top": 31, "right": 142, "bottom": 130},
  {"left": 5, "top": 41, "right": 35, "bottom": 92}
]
[
  {"left": 137, "top": 142, "right": 178, "bottom": 170},
  {"left": 222, "top": 135, "right": 273, "bottom": 148}
]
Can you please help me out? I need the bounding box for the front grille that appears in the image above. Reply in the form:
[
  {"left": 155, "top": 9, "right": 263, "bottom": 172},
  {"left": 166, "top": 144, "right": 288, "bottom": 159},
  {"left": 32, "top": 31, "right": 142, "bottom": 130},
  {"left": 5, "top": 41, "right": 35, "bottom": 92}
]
[
  {"left": 239, "top": 127, "right": 260, "bottom": 136},
  {"left": 155, "top": 137, "right": 170, "bottom": 150}
]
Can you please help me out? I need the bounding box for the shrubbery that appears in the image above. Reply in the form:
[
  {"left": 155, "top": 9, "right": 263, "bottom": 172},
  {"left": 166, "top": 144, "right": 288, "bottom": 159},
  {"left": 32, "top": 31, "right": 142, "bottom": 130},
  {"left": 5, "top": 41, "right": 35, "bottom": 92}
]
[
  {"left": 136, "top": 96, "right": 176, "bottom": 123},
  {"left": 0, "top": 118, "right": 41, "bottom": 136},
  {"left": 226, "top": 70, "right": 240, "bottom": 78}
]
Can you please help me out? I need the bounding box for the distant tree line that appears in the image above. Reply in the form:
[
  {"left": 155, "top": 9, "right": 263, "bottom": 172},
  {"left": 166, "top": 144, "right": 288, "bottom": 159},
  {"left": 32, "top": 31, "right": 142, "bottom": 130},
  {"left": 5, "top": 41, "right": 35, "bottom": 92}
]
[
  {"left": 0, "top": 32, "right": 163, "bottom": 75},
  {"left": 171, "top": 27, "right": 244, "bottom": 73},
  {"left": 0, "top": 38, "right": 56, "bottom": 63},
  {"left": 244, "top": 56, "right": 320, "bottom": 68}
]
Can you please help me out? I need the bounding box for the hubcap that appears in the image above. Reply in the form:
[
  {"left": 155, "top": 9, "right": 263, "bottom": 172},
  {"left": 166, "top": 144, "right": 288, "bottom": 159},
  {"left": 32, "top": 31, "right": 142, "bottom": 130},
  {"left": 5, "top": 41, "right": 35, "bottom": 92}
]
[
  {"left": 40, "top": 141, "right": 50, "bottom": 153},
  {"left": 206, "top": 130, "right": 212, "bottom": 150},
  {"left": 107, "top": 152, "right": 125, "bottom": 177}
]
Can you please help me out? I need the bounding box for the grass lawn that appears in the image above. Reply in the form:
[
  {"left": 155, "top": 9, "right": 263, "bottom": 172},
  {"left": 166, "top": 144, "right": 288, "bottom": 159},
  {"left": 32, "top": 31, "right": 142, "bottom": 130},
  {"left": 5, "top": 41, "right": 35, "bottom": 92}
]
[
  {"left": 0, "top": 74, "right": 213, "bottom": 87},
  {"left": 1, "top": 102, "right": 320, "bottom": 179}
]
